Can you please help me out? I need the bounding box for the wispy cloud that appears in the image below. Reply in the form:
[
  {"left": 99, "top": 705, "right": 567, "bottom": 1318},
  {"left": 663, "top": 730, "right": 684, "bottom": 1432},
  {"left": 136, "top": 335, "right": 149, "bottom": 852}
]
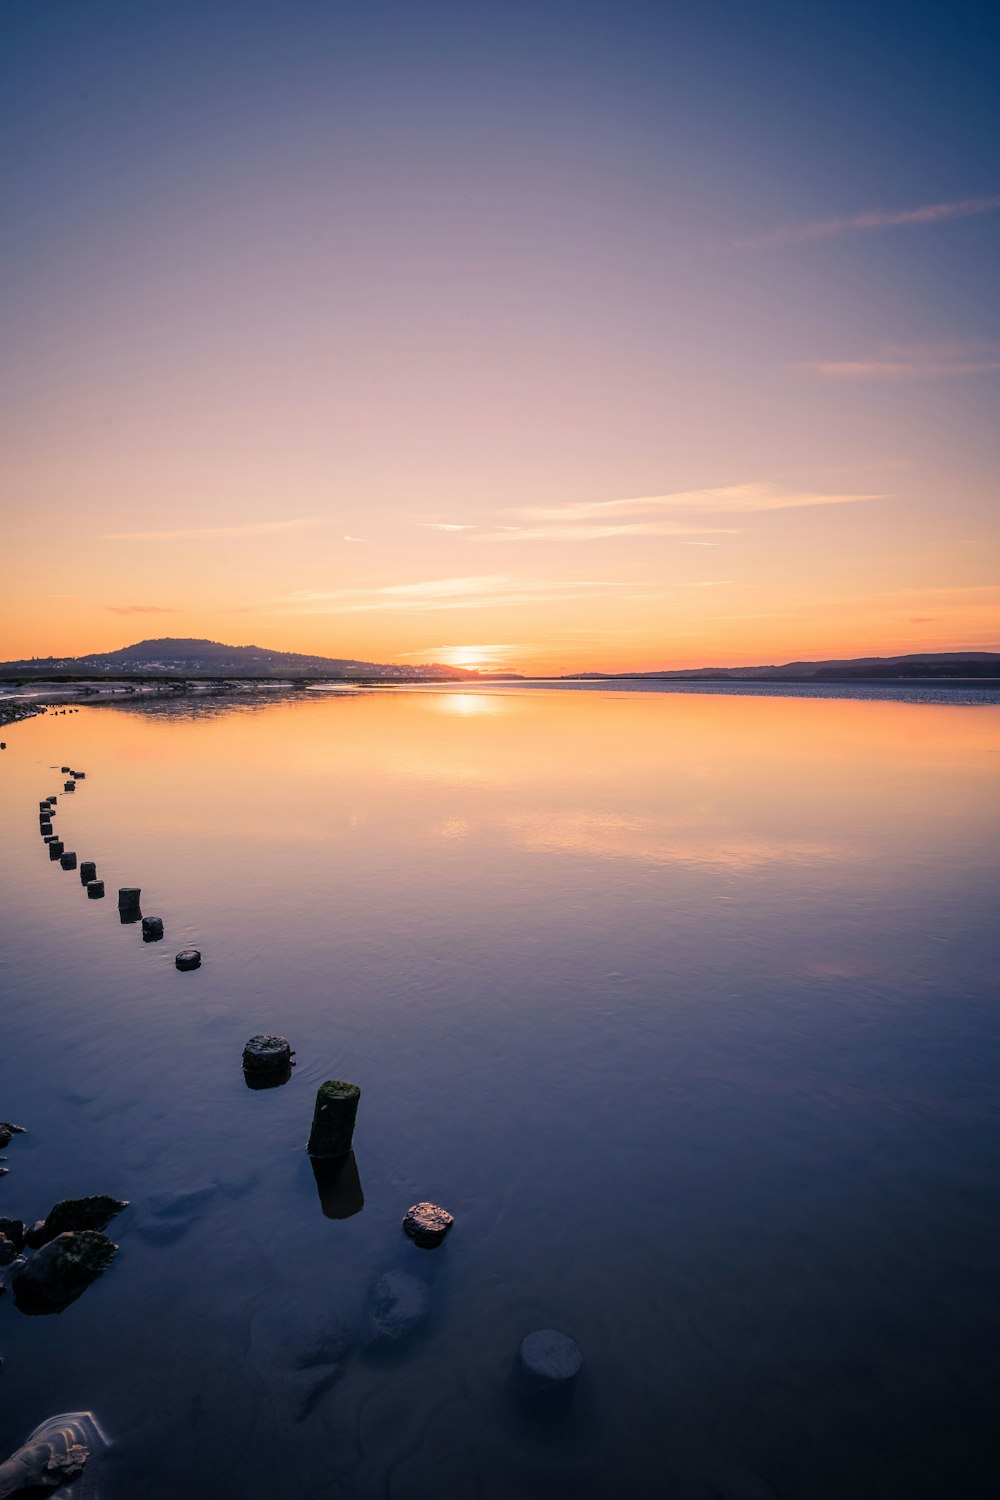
[
  {"left": 104, "top": 517, "right": 337, "bottom": 542},
  {"left": 269, "top": 575, "right": 624, "bottom": 615},
  {"left": 805, "top": 341, "right": 1000, "bottom": 381},
  {"left": 107, "top": 604, "right": 177, "bottom": 615},
  {"left": 420, "top": 522, "right": 479, "bottom": 532},
  {"left": 491, "top": 481, "right": 886, "bottom": 536},
  {"left": 736, "top": 193, "right": 1000, "bottom": 249},
  {"left": 480, "top": 520, "right": 743, "bottom": 543}
]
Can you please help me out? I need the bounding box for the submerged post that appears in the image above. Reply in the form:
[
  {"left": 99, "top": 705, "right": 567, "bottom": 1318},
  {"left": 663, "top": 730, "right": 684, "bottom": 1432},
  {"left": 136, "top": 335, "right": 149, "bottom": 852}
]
[
  {"left": 513, "top": 1329, "right": 583, "bottom": 1415},
  {"left": 79, "top": 861, "right": 97, "bottom": 885},
  {"left": 307, "top": 1080, "right": 361, "bottom": 1159}
]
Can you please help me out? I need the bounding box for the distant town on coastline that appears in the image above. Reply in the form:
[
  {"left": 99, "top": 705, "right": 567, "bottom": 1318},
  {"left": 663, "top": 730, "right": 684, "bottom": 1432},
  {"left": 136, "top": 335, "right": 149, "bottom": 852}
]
[{"left": 2, "top": 638, "right": 999, "bottom": 684}]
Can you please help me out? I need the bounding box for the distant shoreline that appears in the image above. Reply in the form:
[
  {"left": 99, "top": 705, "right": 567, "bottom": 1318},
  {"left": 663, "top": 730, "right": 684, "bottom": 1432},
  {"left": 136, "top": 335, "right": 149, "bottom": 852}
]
[
  {"left": 3, "top": 673, "right": 1000, "bottom": 719},
  {"left": 2, "top": 670, "right": 999, "bottom": 694}
]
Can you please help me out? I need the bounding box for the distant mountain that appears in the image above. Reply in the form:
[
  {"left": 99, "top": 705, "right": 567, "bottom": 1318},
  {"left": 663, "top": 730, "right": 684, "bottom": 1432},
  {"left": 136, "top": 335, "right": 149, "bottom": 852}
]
[
  {"left": 573, "top": 652, "right": 1000, "bottom": 682},
  {"left": 1, "top": 639, "right": 996, "bottom": 684},
  {"left": 0, "top": 637, "right": 480, "bottom": 681}
]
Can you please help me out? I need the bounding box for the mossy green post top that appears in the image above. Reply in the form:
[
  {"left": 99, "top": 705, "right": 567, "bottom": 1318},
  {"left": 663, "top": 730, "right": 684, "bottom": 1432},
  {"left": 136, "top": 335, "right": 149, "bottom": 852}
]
[{"left": 307, "top": 1079, "right": 361, "bottom": 1159}]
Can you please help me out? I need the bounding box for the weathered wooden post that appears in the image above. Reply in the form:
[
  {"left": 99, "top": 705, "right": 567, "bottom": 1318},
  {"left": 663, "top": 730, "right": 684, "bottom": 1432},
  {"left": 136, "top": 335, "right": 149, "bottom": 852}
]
[{"left": 307, "top": 1080, "right": 361, "bottom": 1159}]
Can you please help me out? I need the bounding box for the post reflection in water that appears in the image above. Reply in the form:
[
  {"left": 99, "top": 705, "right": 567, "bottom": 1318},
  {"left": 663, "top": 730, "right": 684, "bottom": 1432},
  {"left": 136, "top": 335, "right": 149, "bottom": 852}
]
[
  {"left": 311, "top": 1151, "right": 365, "bottom": 1221},
  {"left": 0, "top": 685, "right": 997, "bottom": 1500}
]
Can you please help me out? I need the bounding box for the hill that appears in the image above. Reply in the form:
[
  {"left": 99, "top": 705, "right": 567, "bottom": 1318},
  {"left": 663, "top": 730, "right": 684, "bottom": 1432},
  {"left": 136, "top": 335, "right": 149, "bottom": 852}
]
[
  {"left": 574, "top": 652, "right": 1000, "bottom": 682},
  {"left": 0, "top": 637, "right": 479, "bottom": 681}
]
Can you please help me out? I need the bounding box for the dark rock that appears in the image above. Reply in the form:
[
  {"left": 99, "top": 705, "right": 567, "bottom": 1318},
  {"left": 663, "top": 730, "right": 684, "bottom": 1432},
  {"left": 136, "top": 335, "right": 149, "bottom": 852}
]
[
  {"left": 60, "top": 851, "right": 77, "bottom": 871},
  {"left": 12, "top": 1231, "right": 118, "bottom": 1313},
  {"left": 307, "top": 1079, "right": 360, "bottom": 1158},
  {"left": 27, "top": 1196, "right": 128, "bottom": 1249},
  {"left": 242, "top": 1033, "right": 292, "bottom": 1073},
  {"left": 86, "top": 880, "right": 105, "bottom": 899},
  {"left": 79, "top": 861, "right": 97, "bottom": 884},
  {"left": 367, "top": 1268, "right": 429, "bottom": 1345},
  {"left": 175, "top": 948, "right": 201, "bottom": 970},
  {"left": 141, "top": 916, "right": 164, "bottom": 942},
  {"left": 0, "top": 1125, "right": 25, "bottom": 1151},
  {"left": 0, "top": 1235, "right": 15, "bottom": 1267},
  {"left": 0, "top": 1218, "right": 24, "bottom": 1252},
  {"left": 402, "top": 1201, "right": 454, "bottom": 1248}
]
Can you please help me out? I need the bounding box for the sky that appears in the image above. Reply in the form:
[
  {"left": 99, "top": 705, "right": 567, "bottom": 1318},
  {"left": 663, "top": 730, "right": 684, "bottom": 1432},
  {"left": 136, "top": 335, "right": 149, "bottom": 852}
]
[{"left": 2, "top": 0, "right": 998, "bottom": 674}]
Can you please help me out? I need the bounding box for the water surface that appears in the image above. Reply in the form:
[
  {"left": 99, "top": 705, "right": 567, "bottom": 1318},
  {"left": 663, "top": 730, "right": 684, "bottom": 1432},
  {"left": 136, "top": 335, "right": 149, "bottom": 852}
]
[{"left": 1, "top": 688, "right": 998, "bottom": 1498}]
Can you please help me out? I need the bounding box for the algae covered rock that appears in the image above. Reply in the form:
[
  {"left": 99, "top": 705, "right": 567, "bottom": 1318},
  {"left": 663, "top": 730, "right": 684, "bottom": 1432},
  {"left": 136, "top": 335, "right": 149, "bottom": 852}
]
[{"left": 12, "top": 1231, "right": 118, "bottom": 1313}]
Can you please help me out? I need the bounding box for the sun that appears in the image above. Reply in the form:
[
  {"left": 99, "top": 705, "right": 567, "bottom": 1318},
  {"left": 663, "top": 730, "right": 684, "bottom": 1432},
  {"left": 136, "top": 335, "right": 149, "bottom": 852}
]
[{"left": 424, "top": 644, "right": 514, "bottom": 672}]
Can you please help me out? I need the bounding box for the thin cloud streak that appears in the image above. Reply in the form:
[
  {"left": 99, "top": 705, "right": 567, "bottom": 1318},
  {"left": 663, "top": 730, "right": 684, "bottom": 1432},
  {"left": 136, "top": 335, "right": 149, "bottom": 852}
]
[
  {"left": 806, "top": 342, "right": 1000, "bottom": 380},
  {"left": 736, "top": 193, "right": 1000, "bottom": 249},
  {"left": 481, "top": 521, "right": 742, "bottom": 542},
  {"left": 268, "top": 575, "right": 625, "bottom": 615},
  {"left": 508, "top": 481, "right": 887, "bottom": 525},
  {"left": 104, "top": 518, "right": 338, "bottom": 541},
  {"left": 107, "top": 604, "right": 177, "bottom": 615}
]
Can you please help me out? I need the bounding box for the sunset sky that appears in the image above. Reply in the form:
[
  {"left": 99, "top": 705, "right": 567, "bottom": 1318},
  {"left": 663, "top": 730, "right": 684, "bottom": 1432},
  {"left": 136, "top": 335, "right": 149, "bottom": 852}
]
[{"left": 3, "top": 0, "right": 998, "bottom": 674}]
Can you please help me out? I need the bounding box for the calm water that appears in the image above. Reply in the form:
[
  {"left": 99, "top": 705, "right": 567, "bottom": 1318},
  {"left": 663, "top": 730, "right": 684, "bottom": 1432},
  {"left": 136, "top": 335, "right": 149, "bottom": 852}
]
[{"left": 1, "top": 688, "right": 999, "bottom": 1499}]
